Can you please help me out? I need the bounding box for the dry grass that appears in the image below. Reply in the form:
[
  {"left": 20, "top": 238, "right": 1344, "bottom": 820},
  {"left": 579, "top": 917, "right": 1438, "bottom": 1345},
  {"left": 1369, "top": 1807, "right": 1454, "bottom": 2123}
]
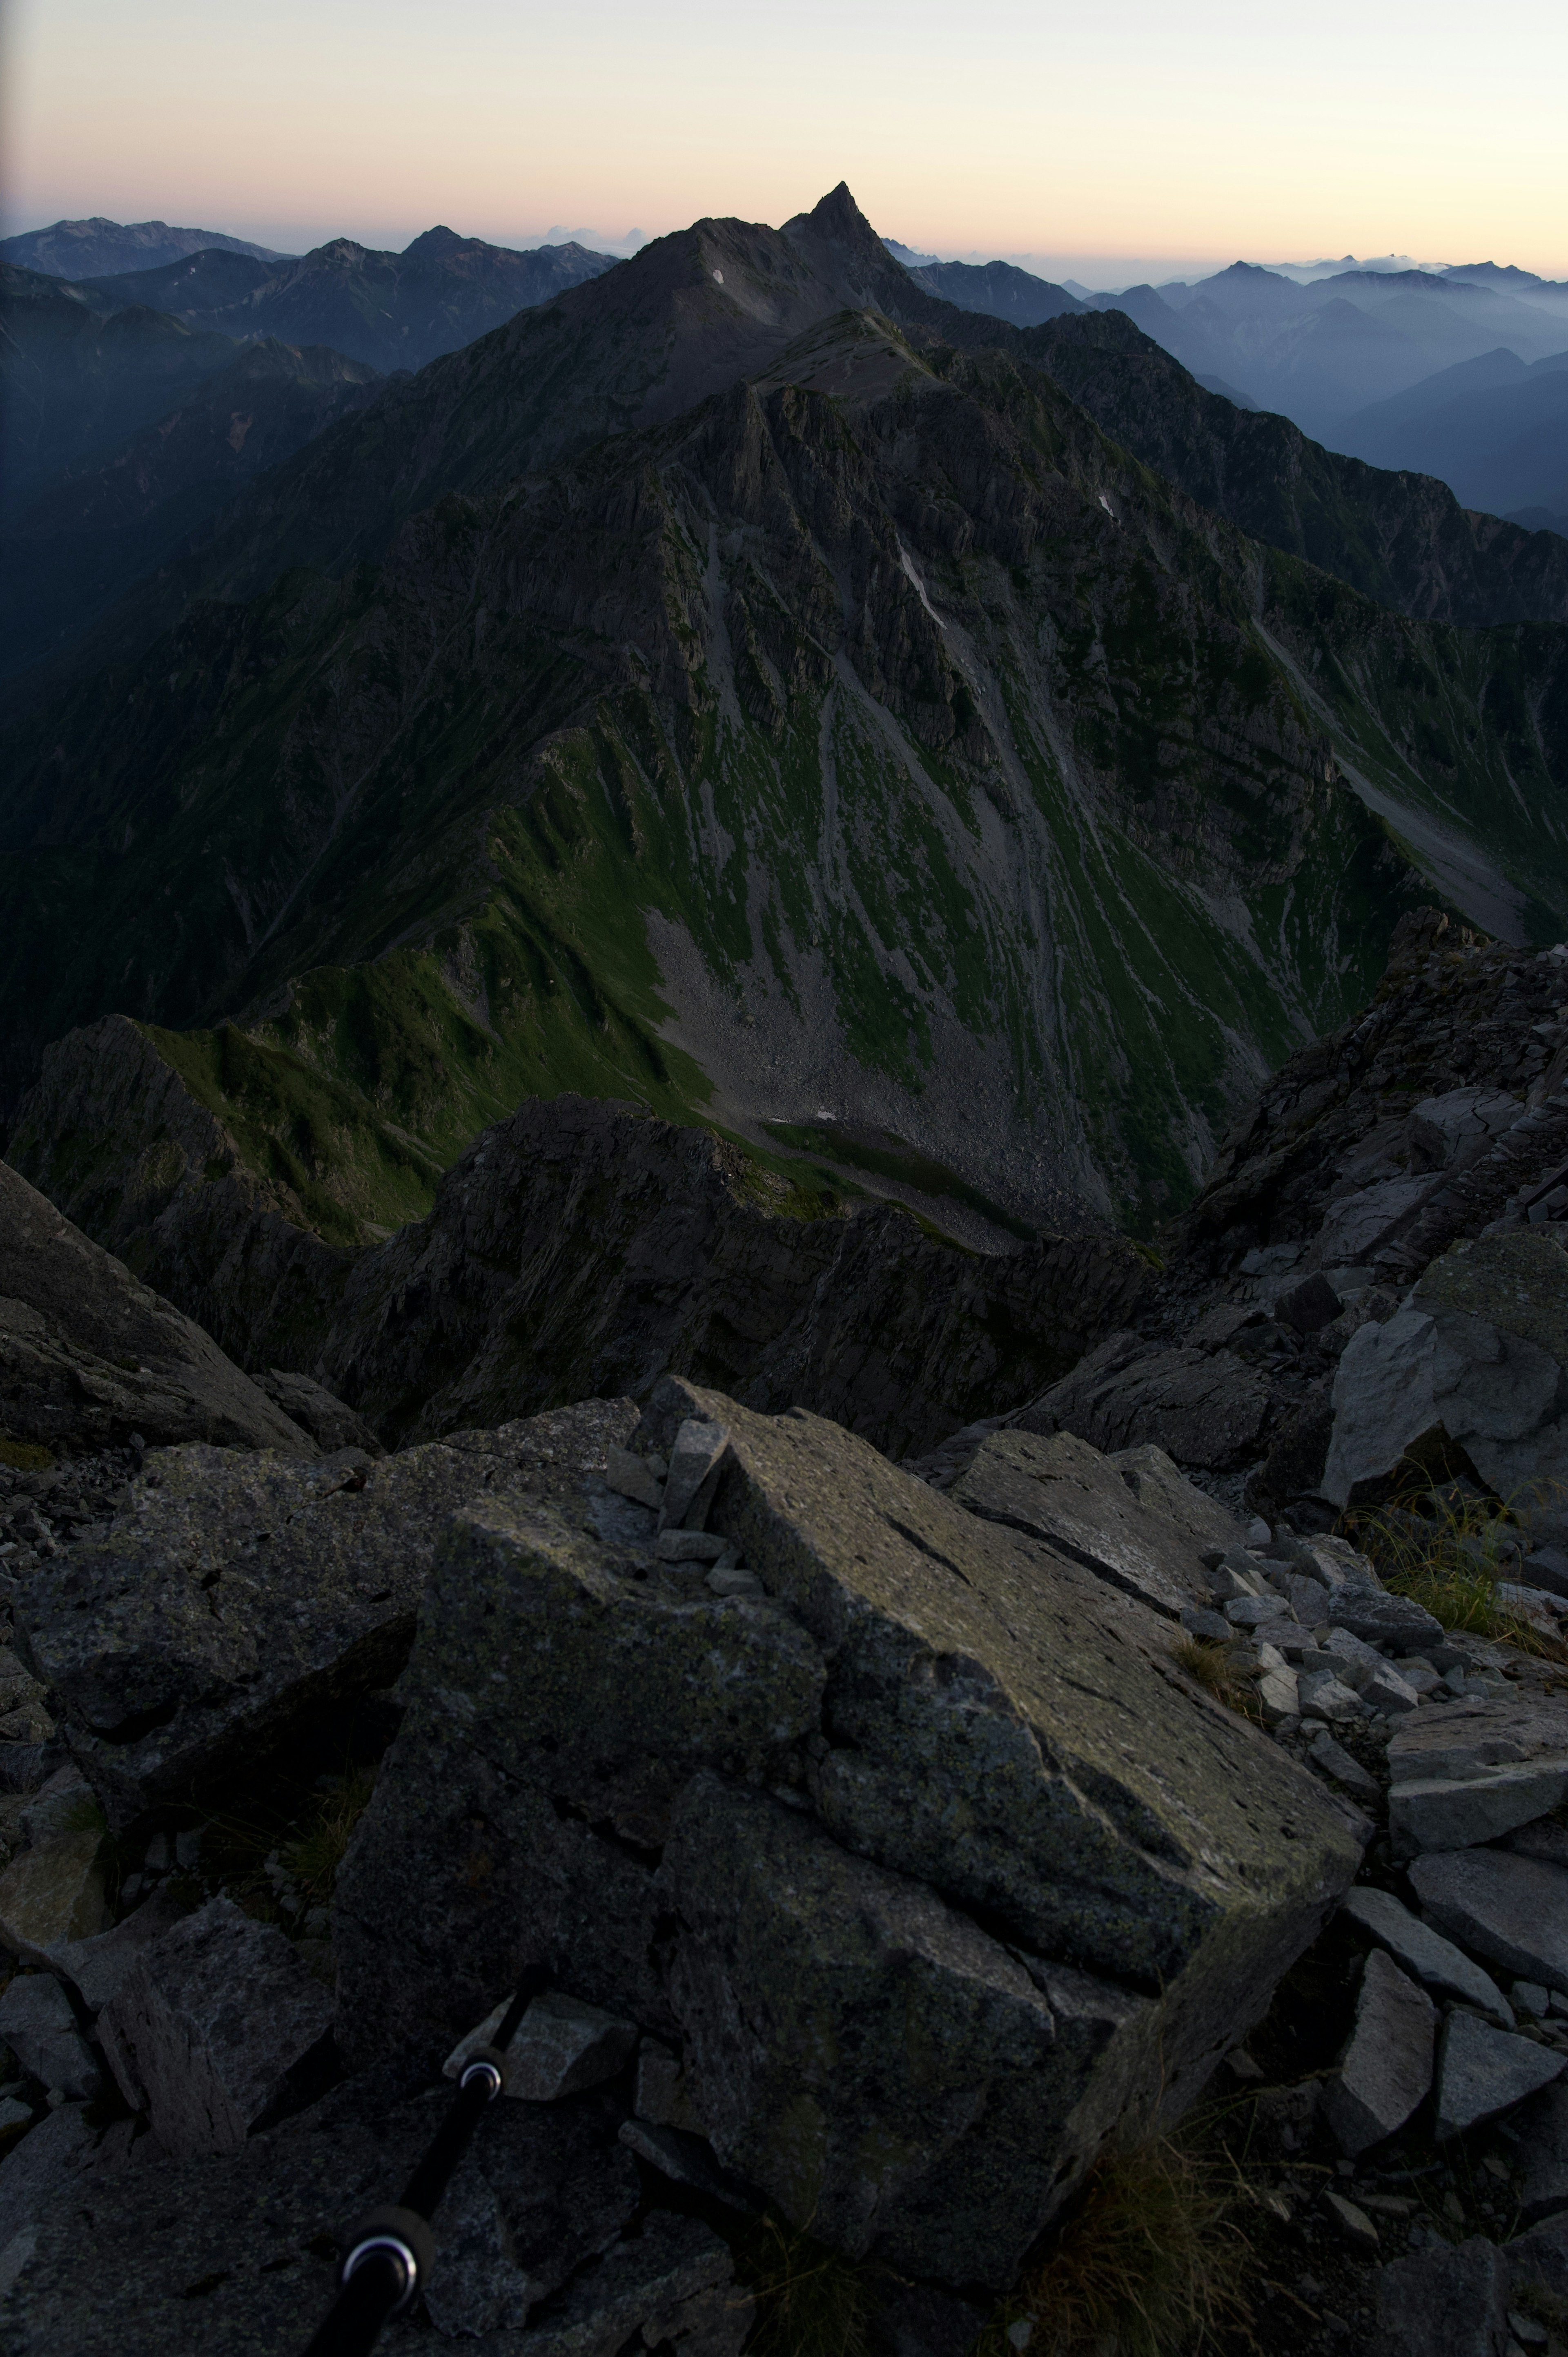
[
  {"left": 0, "top": 1434, "right": 53, "bottom": 1472},
  {"left": 736, "top": 2217, "right": 872, "bottom": 2357},
  {"left": 1171, "top": 1638, "right": 1261, "bottom": 1720},
  {"left": 1347, "top": 1485, "right": 1568, "bottom": 1662},
  {"left": 991, "top": 2131, "right": 1256, "bottom": 2357},
  {"left": 279, "top": 1766, "right": 376, "bottom": 1906}
]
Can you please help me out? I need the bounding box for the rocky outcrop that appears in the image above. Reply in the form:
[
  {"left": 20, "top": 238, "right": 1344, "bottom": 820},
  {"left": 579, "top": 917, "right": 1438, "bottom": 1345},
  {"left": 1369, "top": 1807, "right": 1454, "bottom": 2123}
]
[
  {"left": 313, "top": 1097, "right": 1152, "bottom": 1454},
  {"left": 334, "top": 1378, "right": 1360, "bottom": 2295},
  {"left": 0, "top": 1160, "right": 313, "bottom": 1459},
  {"left": 10, "top": 1397, "right": 638, "bottom": 1824}
]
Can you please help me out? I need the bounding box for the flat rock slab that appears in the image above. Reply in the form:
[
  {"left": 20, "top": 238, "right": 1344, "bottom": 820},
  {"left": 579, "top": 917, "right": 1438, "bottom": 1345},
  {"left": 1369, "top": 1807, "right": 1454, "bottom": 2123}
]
[
  {"left": 336, "top": 1376, "right": 1362, "bottom": 2295},
  {"left": 1510, "top": 2080, "right": 1568, "bottom": 2222},
  {"left": 1389, "top": 1692, "right": 1568, "bottom": 1858},
  {"left": 0, "top": 2077, "right": 651, "bottom": 2355},
  {"left": 46, "top": 1889, "right": 187, "bottom": 2012},
  {"left": 1323, "top": 1949, "right": 1436, "bottom": 2154},
  {"left": 98, "top": 1897, "right": 334, "bottom": 2154},
  {"left": 1410, "top": 1849, "right": 1568, "bottom": 1990},
  {"left": 14, "top": 1398, "right": 638, "bottom": 1824},
  {"left": 949, "top": 1428, "right": 1223, "bottom": 1618},
  {"left": 0, "top": 1161, "right": 312, "bottom": 1459},
  {"left": 1435, "top": 2007, "right": 1565, "bottom": 2138},
  {"left": 1341, "top": 1886, "right": 1512, "bottom": 2023}
]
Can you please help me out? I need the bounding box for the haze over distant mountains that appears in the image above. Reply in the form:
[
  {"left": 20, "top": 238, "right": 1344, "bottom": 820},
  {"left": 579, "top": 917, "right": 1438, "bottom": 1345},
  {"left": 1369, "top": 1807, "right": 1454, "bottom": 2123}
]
[{"left": 0, "top": 217, "right": 291, "bottom": 276}]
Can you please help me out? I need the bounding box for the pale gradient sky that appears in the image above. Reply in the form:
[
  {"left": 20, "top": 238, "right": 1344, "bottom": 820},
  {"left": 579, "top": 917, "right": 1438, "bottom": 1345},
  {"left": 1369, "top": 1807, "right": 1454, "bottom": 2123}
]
[{"left": 4, "top": 0, "right": 1566, "bottom": 277}]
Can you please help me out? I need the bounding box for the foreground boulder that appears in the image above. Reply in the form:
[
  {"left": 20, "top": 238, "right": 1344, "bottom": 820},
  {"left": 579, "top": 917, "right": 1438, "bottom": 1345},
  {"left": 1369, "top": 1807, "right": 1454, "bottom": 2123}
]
[
  {"left": 335, "top": 1378, "right": 1362, "bottom": 2296},
  {"left": 11, "top": 1398, "right": 638, "bottom": 1823},
  {"left": 0, "top": 1160, "right": 313, "bottom": 1459}
]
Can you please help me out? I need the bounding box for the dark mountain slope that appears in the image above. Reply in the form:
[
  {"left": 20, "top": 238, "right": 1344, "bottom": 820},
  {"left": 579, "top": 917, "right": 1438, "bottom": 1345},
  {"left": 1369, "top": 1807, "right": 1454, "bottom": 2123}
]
[
  {"left": 1018, "top": 310, "right": 1568, "bottom": 628},
  {"left": 5, "top": 312, "right": 1564, "bottom": 1247},
  {"left": 901, "top": 259, "right": 1083, "bottom": 328},
  {"left": 0, "top": 266, "right": 240, "bottom": 519},
  {"left": 69, "top": 227, "right": 620, "bottom": 373},
  {"left": 0, "top": 340, "right": 384, "bottom": 678},
  {"left": 0, "top": 218, "right": 288, "bottom": 276}
]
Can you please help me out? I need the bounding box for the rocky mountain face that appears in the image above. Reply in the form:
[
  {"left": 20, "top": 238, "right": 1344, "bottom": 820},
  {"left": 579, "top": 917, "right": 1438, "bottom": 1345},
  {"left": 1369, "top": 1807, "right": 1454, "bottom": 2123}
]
[
  {"left": 0, "top": 339, "right": 383, "bottom": 678},
  {"left": 1020, "top": 309, "right": 1568, "bottom": 629},
  {"left": 66, "top": 225, "right": 620, "bottom": 374},
  {"left": 906, "top": 256, "right": 1084, "bottom": 326}
]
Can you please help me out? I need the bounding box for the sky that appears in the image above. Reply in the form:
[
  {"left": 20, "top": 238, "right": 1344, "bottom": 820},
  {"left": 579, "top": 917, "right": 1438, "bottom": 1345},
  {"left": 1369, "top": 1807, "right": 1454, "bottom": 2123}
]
[{"left": 4, "top": 0, "right": 1567, "bottom": 279}]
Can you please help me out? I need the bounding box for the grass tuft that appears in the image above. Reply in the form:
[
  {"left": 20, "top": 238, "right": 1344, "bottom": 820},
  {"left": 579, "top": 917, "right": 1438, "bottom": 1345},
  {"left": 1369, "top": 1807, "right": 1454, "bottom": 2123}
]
[
  {"left": 991, "top": 2130, "right": 1256, "bottom": 2357},
  {"left": 0, "top": 1434, "right": 54, "bottom": 1472},
  {"left": 1171, "top": 1637, "right": 1261, "bottom": 1719},
  {"left": 279, "top": 1767, "right": 377, "bottom": 1907},
  {"left": 736, "top": 2217, "right": 873, "bottom": 2357},
  {"left": 1347, "top": 1485, "right": 1568, "bottom": 1662}
]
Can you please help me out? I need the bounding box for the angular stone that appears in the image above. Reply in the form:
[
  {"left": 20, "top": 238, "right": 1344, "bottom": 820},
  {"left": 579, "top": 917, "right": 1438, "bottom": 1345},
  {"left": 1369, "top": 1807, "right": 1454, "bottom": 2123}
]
[
  {"left": 1308, "top": 1731, "right": 1382, "bottom": 1802},
  {"left": 444, "top": 1988, "right": 638, "bottom": 2100},
  {"left": 1299, "top": 1672, "right": 1364, "bottom": 1722},
  {"left": 1323, "top": 1950, "right": 1436, "bottom": 2154},
  {"left": 1391, "top": 1764, "right": 1568, "bottom": 1858},
  {"left": 950, "top": 1428, "right": 1221, "bottom": 1618},
  {"left": 252, "top": 1368, "right": 382, "bottom": 1456},
  {"left": 0, "top": 1832, "right": 109, "bottom": 1965},
  {"left": 1180, "top": 1605, "right": 1232, "bottom": 1641},
  {"left": 0, "top": 1162, "right": 314, "bottom": 1461},
  {"left": 1272, "top": 1571, "right": 1334, "bottom": 1623},
  {"left": 45, "top": 1890, "right": 187, "bottom": 2013},
  {"left": 1323, "top": 1309, "right": 1441, "bottom": 1507},
  {"left": 98, "top": 1897, "right": 333, "bottom": 2154},
  {"left": 655, "top": 1528, "right": 729, "bottom": 1563},
  {"left": 659, "top": 1418, "right": 731, "bottom": 1531},
  {"left": 1340, "top": 1886, "right": 1513, "bottom": 2024},
  {"left": 1435, "top": 2008, "right": 1566, "bottom": 2139},
  {"left": 1257, "top": 1668, "right": 1300, "bottom": 1725},
  {"left": 419, "top": 2096, "right": 639, "bottom": 2337},
  {"left": 1411, "top": 1849, "right": 1568, "bottom": 1991},
  {"left": 1012, "top": 1332, "right": 1271, "bottom": 1471},
  {"left": 1370, "top": 2236, "right": 1509, "bottom": 2357},
  {"left": 604, "top": 1444, "right": 665, "bottom": 1511},
  {"left": 507, "top": 2211, "right": 750, "bottom": 2357},
  {"left": 17, "top": 1768, "right": 96, "bottom": 1850},
  {"left": 1327, "top": 1577, "right": 1445, "bottom": 1650},
  {"left": 336, "top": 1379, "right": 1361, "bottom": 2293},
  {"left": 0, "top": 1976, "right": 97, "bottom": 2098},
  {"left": 618, "top": 2118, "right": 761, "bottom": 2212},
  {"left": 1225, "top": 1594, "right": 1291, "bottom": 1627},
  {"left": 15, "top": 1396, "right": 637, "bottom": 1825},
  {"left": 1322, "top": 2185, "right": 1381, "bottom": 2250}
]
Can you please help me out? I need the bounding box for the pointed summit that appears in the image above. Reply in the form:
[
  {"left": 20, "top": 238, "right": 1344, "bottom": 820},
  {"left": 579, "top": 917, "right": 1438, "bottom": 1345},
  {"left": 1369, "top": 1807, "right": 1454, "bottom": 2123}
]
[{"left": 781, "top": 182, "right": 907, "bottom": 310}]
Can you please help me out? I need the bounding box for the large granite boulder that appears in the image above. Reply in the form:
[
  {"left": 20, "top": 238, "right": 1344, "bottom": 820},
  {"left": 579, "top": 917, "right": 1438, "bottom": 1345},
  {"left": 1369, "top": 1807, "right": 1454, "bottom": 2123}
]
[
  {"left": 1320, "top": 1232, "right": 1568, "bottom": 1537},
  {"left": 12, "top": 1398, "right": 638, "bottom": 1824},
  {"left": 0, "top": 1161, "right": 312, "bottom": 1460},
  {"left": 334, "top": 1378, "right": 1362, "bottom": 2297}
]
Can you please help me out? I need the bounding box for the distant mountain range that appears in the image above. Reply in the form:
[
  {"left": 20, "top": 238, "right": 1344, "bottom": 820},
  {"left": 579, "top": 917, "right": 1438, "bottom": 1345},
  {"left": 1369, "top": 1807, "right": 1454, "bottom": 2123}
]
[
  {"left": 0, "top": 216, "right": 290, "bottom": 276},
  {"left": 2, "top": 184, "right": 1566, "bottom": 1260},
  {"left": 1332, "top": 346, "right": 1568, "bottom": 521}
]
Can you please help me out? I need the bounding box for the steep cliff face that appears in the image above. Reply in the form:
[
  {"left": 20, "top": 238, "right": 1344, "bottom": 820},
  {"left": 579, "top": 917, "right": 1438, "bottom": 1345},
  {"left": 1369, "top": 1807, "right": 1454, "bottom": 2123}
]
[{"left": 1, "top": 320, "right": 1440, "bottom": 1229}]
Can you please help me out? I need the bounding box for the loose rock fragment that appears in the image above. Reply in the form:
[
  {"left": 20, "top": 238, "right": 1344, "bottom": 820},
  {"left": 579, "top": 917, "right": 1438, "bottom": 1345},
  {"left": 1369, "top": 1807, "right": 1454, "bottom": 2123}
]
[
  {"left": 1323, "top": 1950, "right": 1436, "bottom": 2154},
  {"left": 98, "top": 1897, "right": 334, "bottom": 2154},
  {"left": 1411, "top": 1849, "right": 1568, "bottom": 1989},
  {"left": 603, "top": 1445, "right": 665, "bottom": 1511},
  {"left": 1340, "top": 1887, "right": 1512, "bottom": 2023},
  {"left": 658, "top": 1418, "right": 729, "bottom": 1531},
  {"left": 1321, "top": 2187, "right": 1380, "bottom": 2251},
  {"left": 1435, "top": 2008, "right": 1566, "bottom": 2140},
  {"left": 0, "top": 1831, "right": 109, "bottom": 1965},
  {"left": 443, "top": 1989, "right": 638, "bottom": 2101}
]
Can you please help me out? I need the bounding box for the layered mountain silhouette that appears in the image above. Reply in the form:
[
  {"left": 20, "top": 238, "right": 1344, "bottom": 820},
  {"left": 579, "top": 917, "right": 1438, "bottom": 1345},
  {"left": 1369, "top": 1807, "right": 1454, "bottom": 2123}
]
[
  {"left": 0, "top": 216, "right": 289, "bottom": 277},
  {"left": 3, "top": 185, "right": 1566, "bottom": 1249},
  {"left": 1331, "top": 346, "right": 1568, "bottom": 520},
  {"left": 65, "top": 226, "right": 620, "bottom": 373}
]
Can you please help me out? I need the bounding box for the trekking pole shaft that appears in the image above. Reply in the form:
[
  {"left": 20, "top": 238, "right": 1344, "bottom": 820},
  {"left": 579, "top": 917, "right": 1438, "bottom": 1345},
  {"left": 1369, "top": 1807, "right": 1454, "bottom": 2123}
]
[
  {"left": 301, "top": 2248, "right": 407, "bottom": 2357},
  {"left": 398, "top": 2072, "right": 495, "bottom": 2219}
]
